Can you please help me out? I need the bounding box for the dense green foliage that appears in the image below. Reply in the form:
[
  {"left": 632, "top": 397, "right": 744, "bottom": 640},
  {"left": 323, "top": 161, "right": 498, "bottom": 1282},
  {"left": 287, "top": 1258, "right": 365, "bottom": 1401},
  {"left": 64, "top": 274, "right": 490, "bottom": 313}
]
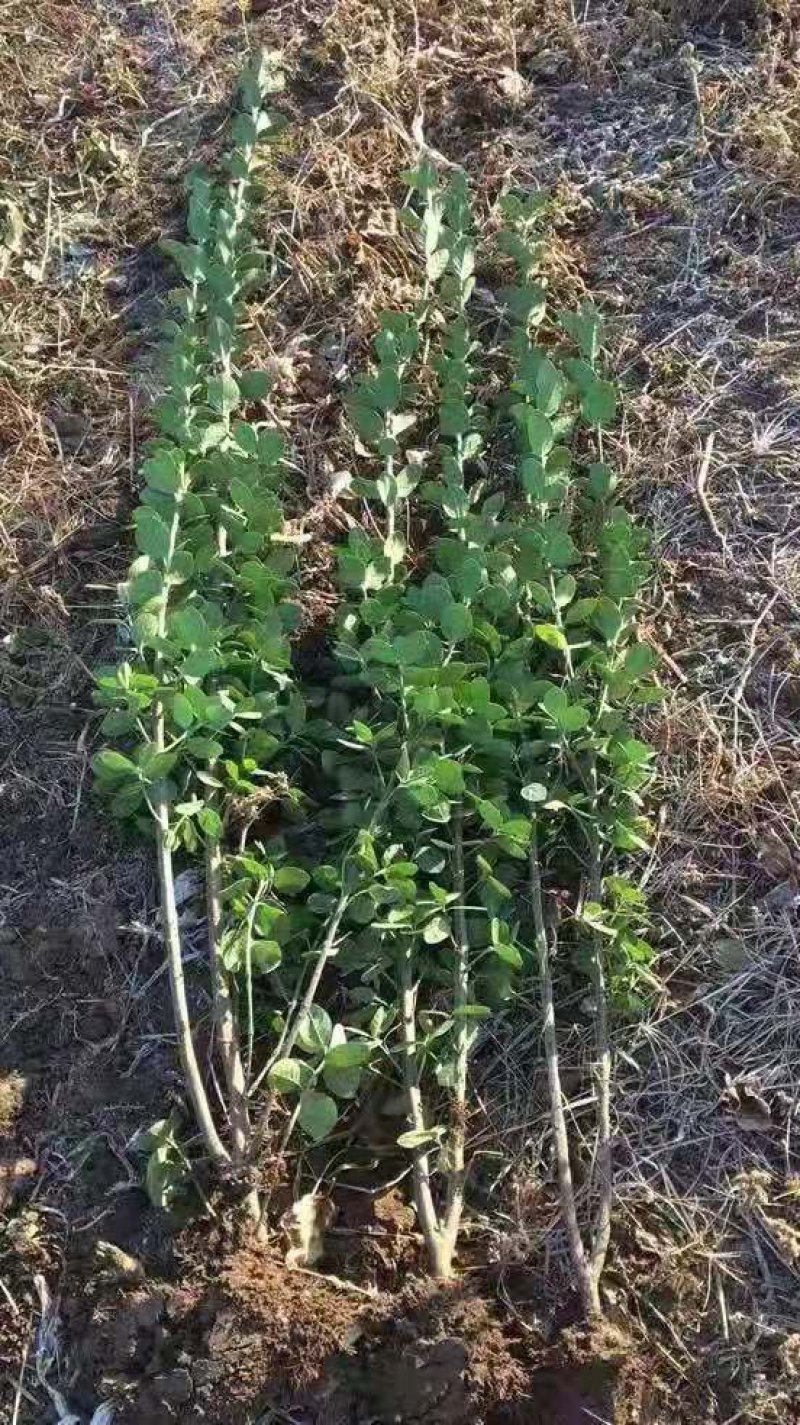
[{"left": 93, "top": 55, "right": 658, "bottom": 1288}]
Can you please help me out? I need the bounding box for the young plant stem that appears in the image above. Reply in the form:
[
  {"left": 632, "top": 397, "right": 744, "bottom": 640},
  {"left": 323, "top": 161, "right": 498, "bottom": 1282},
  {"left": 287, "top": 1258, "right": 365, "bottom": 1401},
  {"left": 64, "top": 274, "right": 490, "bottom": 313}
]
[
  {"left": 528, "top": 821, "right": 598, "bottom": 1318},
  {"left": 549, "top": 567, "right": 612, "bottom": 1308},
  {"left": 152, "top": 497, "right": 229, "bottom": 1168},
  {"left": 585, "top": 791, "right": 612, "bottom": 1291},
  {"left": 242, "top": 891, "right": 263, "bottom": 1083},
  {"left": 153, "top": 754, "right": 229, "bottom": 1167},
  {"left": 397, "top": 940, "right": 448, "bottom": 1277},
  {"left": 205, "top": 831, "right": 261, "bottom": 1223},
  {"left": 250, "top": 888, "right": 349, "bottom": 1154},
  {"left": 440, "top": 803, "right": 469, "bottom": 1272}
]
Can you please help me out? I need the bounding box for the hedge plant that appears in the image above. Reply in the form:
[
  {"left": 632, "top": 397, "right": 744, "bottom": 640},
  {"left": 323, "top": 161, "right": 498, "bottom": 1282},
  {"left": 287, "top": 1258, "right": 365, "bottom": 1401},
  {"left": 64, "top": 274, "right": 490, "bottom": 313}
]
[{"left": 94, "top": 55, "right": 657, "bottom": 1313}]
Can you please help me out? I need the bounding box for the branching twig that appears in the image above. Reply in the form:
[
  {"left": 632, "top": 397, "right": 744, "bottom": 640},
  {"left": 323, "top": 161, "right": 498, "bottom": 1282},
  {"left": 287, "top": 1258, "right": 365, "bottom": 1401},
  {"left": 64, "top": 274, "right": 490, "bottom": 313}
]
[{"left": 251, "top": 889, "right": 349, "bottom": 1155}]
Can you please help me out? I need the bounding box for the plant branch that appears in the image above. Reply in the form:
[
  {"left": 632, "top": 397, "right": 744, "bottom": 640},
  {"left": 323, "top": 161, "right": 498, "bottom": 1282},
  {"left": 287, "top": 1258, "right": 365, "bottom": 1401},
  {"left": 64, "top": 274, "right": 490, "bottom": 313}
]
[
  {"left": 205, "top": 830, "right": 253, "bottom": 1171},
  {"left": 397, "top": 940, "right": 446, "bottom": 1274},
  {"left": 153, "top": 758, "right": 229, "bottom": 1167},
  {"left": 529, "top": 822, "right": 598, "bottom": 1317},
  {"left": 152, "top": 499, "right": 229, "bottom": 1168},
  {"left": 441, "top": 802, "right": 469, "bottom": 1273},
  {"left": 250, "top": 887, "right": 349, "bottom": 1154},
  {"left": 585, "top": 792, "right": 612, "bottom": 1293}
]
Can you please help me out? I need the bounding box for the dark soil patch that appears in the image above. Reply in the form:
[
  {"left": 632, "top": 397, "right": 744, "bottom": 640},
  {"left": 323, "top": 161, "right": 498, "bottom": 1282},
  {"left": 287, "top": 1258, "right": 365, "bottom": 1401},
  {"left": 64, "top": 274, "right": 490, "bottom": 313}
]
[{"left": 68, "top": 1237, "right": 641, "bottom": 1425}]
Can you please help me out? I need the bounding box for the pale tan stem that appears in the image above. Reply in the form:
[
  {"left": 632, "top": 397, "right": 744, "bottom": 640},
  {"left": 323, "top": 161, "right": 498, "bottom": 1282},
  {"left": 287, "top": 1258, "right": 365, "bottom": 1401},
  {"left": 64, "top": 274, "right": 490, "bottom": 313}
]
[
  {"left": 440, "top": 804, "right": 469, "bottom": 1274},
  {"left": 153, "top": 771, "right": 229, "bottom": 1166},
  {"left": 205, "top": 834, "right": 253, "bottom": 1167},
  {"left": 397, "top": 941, "right": 448, "bottom": 1275},
  {"left": 586, "top": 810, "right": 612, "bottom": 1297},
  {"left": 548, "top": 569, "right": 611, "bottom": 1313},
  {"left": 529, "top": 827, "right": 598, "bottom": 1318},
  {"left": 251, "top": 889, "right": 349, "bottom": 1155},
  {"left": 151, "top": 494, "right": 228, "bottom": 1168}
]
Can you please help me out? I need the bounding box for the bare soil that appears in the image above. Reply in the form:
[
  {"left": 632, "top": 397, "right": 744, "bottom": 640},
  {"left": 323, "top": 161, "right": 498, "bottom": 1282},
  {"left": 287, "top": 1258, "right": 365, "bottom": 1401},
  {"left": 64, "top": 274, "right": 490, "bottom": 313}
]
[{"left": 3, "top": 0, "right": 800, "bottom": 1421}]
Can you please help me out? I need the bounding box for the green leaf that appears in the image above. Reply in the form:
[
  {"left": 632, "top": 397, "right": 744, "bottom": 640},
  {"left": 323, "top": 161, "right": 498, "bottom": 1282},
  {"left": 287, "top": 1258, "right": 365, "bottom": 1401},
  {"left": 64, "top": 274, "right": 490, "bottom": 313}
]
[
  {"left": 298, "top": 1091, "right": 338, "bottom": 1143},
  {"left": 323, "top": 1062, "right": 362, "bottom": 1100},
  {"left": 417, "top": 845, "right": 447, "bottom": 874},
  {"left": 232, "top": 112, "right": 259, "bottom": 148},
  {"left": 383, "top": 533, "right": 406, "bottom": 566},
  {"left": 535, "top": 357, "right": 566, "bottom": 415},
  {"left": 239, "top": 370, "right": 272, "bottom": 401},
  {"left": 475, "top": 798, "right": 505, "bottom": 831},
  {"left": 587, "top": 462, "right": 616, "bottom": 500},
  {"left": 324, "top": 1041, "right": 374, "bottom": 1071},
  {"left": 540, "top": 685, "right": 590, "bottom": 733},
  {"left": 560, "top": 306, "right": 602, "bottom": 362},
  {"left": 198, "top": 421, "right": 229, "bottom": 453},
  {"left": 251, "top": 939, "right": 283, "bottom": 973},
  {"left": 207, "top": 373, "right": 240, "bottom": 417},
  {"left": 267, "top": 1058, "right": 315, "bottom": 1095},
  {"left": 94, "top": 749, "right": 138, "bottom": 779},
  {"left": 134, "top": 508, "right": 172, "bottom": 564},
  {"left": 439, "top": 602, "right": 473, "bottom": 642},
  {"left": 423, "top": 913, "right": 451, "bottom": 945},
  {"left": 273, "top": 866, "right": 311, "bottom": 894},
  {"left": 401, "top": 159, "right": 440, "bottom": 193},
  {"left": 623, "top": 643, "right": 657, "bottom": 678},
  {"left": 565, "top": 597, "right": 598, "bottom": 627},
  {"left": 349, "top": 399, "right": 384, "bottom": 443},
  {"left": 430, "top": 757, "right": 465, "bottom": 795},
  {"left": 613, "top": 737, "right": 654, "bottom": 767},
  {"left": 452, "top": 1003, "right": 492, "bottom": 1020},
  {"left": 553, "top": 574, "right": 576, "bottom": 609},
  {"left": 142, "top": 453, "right": 182, "bottom": 494},
  {"left": 512, "top": 405, "right": 554, "bottom": 459},
  {"left": 172, "top": 692, "right": 196, "bottom": 730},
  {"left": 296, "top": 1005, "right": 333, "bottom": 1057},
  {"left": 427, "top": 247, "right": 450, "bottom": 282},
  {"left": 182, "top": 650, "right": 221, "bottom": 679},
  {"left": 160, "top": 238, "right": 206, "bottom": 282},
  {"left": 197, "top": 804, "right": 222, "bottom": 839},
  {"left": 533, "top": 623, "right": 568, "bottom": 652},
  {"left": 397, "top": 1127, "right": 444, "bottom": 1150},
  {"left": 581, "top": 379, "right": 617, "bottom": 427},
  {"left": 593, "top": 598, "right": 624, "bottom": 644},
  {"left": 492, "top": 941, "right": 523, "bottom": 969},
  {"left": 500, "top": 283, "right": 547, "bottom": 325},
  {"left": 541, "top": 519, "right": 577, "bottom": 569},
  {"left": 440, "top": 398, "right": 470, "bottom": 437}
]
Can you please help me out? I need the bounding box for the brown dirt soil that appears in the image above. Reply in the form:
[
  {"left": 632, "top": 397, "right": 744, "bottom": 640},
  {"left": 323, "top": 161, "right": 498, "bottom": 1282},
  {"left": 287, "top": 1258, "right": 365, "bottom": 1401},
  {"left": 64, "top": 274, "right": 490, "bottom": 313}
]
[{"left": 69, "top": 1236, "right": 646, "bottom": 1424}]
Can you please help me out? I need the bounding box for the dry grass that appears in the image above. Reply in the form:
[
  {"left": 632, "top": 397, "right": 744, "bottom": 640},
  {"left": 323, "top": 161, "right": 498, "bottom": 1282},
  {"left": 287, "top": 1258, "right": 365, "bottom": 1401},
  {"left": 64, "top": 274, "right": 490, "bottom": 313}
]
[{"left": 2, "top": 0, "right": 800, "bottom": 1420}]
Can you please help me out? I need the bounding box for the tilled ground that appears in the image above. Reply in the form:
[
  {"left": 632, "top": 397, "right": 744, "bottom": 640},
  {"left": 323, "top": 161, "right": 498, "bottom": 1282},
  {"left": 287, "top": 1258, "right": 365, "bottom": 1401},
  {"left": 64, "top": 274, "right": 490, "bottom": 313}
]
[{"left": 2, "top": 1, "right": 800, "bottom": 1421}]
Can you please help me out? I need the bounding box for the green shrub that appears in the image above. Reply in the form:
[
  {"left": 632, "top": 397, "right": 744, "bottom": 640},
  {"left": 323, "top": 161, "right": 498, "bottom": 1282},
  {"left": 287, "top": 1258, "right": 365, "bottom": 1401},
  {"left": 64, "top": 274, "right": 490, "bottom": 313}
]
[{"left": 94, "top": 57, "right": 657, "bottom": 1308}]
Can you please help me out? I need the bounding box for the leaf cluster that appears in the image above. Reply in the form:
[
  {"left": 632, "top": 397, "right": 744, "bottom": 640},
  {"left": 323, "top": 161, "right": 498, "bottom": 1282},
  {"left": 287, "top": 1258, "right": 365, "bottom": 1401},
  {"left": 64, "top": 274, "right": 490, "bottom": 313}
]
[{"left": 95, "top": 103, "right": 659, "bottom": 1192}]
